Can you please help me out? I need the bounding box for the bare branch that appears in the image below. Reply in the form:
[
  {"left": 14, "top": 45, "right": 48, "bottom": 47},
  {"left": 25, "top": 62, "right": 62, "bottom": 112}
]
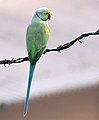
[
  {"left": 44, "top": 29, "right": 99, "bottom": 53},
  {"left": 0, "top": 29, "right": 99, "bottom": 66},
  {"left": 0, "top": 57, "right": 29, "bottom": 67}
]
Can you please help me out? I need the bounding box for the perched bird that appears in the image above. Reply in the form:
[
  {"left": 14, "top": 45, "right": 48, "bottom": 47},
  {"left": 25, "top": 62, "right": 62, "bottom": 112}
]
[{"left": 24, "top": 7, "right": 51, "bottom": 116}]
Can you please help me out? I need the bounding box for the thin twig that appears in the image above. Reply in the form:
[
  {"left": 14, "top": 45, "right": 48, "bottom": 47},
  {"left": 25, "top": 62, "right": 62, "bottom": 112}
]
[
  {"left": 0, "top": 29, "right": 99, "bottom": 66},
  {"left": 44, "top": 29, "right": 99, "bottom": 53}
]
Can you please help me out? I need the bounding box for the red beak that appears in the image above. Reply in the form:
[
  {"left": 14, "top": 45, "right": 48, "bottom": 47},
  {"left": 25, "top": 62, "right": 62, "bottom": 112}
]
[{"left": 48, "top": 13, "right": 51, "bottom": 19}]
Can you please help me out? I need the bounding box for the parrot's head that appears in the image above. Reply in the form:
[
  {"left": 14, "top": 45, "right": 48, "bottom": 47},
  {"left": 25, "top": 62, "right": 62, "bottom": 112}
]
[{"left": 35, "top": 7, "right": 51, "bottom": 21}]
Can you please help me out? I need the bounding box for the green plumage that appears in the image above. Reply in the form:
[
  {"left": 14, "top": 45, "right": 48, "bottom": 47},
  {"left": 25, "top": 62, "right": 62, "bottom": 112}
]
[
  {"left": 24, "top": 7, "right": 50, "bottom": 116},
  {"left": 26, "top": 14, "right": 50, "bottom": 64}
]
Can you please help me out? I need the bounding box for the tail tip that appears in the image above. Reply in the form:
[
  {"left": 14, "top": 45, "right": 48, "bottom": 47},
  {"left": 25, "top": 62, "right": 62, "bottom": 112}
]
[{"left": 23, "top": 110, "right": 27, "bottom": 117}]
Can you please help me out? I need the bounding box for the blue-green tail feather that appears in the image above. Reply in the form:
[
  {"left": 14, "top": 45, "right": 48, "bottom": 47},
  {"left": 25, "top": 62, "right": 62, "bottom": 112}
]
[{"left": 24, "top": 63, "right": 35, "bottom": 116}]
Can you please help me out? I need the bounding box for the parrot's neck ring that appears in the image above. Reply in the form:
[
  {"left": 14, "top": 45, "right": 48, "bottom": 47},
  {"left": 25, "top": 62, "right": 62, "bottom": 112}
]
[{"left": 35, "top": 12, "right": 48, "bottom": 21}]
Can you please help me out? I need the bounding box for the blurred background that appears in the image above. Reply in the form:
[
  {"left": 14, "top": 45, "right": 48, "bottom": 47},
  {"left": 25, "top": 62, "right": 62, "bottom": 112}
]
[{"left": 0, "top": 0, "right": 99, "bottom": 120}]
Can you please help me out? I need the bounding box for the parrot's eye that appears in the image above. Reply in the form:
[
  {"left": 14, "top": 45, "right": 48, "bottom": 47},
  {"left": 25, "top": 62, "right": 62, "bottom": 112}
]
[{"left": 43, "top": 13, "right": 47, "bottom": 15}]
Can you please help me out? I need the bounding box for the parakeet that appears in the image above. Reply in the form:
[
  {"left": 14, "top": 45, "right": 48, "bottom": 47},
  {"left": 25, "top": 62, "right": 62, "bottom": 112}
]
[{"left": 24, "top": 7, "right": 51, "bottom": 116}]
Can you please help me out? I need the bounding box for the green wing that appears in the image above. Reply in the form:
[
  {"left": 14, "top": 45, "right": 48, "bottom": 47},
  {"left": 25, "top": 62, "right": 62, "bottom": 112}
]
[{"left": 26, "top": 22, "right": 50, "bottom": 64}]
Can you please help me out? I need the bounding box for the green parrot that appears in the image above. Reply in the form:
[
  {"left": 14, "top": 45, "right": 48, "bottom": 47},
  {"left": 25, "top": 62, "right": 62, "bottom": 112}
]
[{"left": 24, "top": 7, "right": 51, "bottom": 116}]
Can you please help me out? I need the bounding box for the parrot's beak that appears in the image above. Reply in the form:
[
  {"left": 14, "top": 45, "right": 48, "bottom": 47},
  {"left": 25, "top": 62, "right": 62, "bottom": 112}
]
[{"left": 48, "top": 13, "right": 51, "bottom": 20}]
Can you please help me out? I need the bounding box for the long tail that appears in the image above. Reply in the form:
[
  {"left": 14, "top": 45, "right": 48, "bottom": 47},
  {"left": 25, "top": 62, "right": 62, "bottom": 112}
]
[{"left": 24, "top": 63, "right": 36, "bottom": 116}]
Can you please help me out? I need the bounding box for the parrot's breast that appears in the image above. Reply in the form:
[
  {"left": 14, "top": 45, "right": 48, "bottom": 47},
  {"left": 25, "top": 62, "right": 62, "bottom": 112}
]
[{"left": 26, "top": 21, "right": 50, "bottom": 64}]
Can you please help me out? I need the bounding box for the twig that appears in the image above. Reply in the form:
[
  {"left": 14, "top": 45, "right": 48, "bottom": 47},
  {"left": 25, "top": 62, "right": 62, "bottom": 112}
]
[
  {"left": 0, "top": 57, "right": 29, "bottom": 67},
  {"left": 44, "top": 29, "right": 99, "bottom": 53},
  {"left": 0, "top": 29, "right": 99, "bottom": 66}
]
